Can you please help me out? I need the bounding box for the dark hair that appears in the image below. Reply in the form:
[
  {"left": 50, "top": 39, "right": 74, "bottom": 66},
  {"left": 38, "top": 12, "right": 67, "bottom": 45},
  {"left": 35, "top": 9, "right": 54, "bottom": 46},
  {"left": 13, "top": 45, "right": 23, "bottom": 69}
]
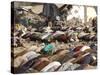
[{"left": 67, "top": 5, "right": 72, "bottom": 10}]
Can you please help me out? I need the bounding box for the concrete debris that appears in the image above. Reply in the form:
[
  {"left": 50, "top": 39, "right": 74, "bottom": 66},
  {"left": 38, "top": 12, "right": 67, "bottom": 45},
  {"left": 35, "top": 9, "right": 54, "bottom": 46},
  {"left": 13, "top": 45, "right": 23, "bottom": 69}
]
[{"left": 11, "top": 2, "right": 97, "bottom": 73}]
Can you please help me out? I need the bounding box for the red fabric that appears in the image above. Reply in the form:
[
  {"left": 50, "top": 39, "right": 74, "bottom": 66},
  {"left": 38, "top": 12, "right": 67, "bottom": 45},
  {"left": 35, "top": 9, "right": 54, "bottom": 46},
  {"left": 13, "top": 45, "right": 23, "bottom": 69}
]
[{"left": 73, "top": 46, "right": 83, "bottom": 52}]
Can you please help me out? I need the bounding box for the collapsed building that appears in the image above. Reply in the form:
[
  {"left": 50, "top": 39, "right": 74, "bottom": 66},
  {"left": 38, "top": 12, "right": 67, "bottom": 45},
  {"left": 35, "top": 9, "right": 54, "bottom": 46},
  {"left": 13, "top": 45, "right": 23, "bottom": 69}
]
[{"left": 11, "top": 1, "right": 97, "bottom": 74}]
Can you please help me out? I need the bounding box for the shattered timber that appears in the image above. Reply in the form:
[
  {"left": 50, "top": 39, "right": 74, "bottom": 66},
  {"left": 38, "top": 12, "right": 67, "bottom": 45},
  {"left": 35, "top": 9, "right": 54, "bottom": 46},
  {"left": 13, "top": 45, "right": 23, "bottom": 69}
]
[{"left": 11, "top": 1, "right": 97, "bottom": 74}]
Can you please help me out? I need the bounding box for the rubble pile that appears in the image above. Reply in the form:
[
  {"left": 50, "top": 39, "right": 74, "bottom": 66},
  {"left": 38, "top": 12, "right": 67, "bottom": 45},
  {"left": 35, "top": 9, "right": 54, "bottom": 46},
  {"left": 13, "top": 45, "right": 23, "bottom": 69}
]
[{"left": 11, "top": 4, "right": 97, "bottom": 74}]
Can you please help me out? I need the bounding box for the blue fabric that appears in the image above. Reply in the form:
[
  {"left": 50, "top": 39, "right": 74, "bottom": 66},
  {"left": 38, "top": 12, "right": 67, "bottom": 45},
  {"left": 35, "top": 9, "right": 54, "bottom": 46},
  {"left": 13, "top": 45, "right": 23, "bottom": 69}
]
[
  {"left": 81, "top": 54, "right": 93, "bottom": 64},
  {"left": 20, "top": 18, "right": 28, "bottom": 27},
  {"left": 43, "top": 44, "right": 54, "bottom": 54}
]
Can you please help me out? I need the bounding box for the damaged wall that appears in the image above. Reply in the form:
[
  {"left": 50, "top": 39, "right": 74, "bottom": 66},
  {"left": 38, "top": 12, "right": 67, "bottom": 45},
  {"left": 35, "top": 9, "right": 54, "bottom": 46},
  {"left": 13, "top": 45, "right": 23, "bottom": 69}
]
[{"left": 67, "top": 6, "right": 97, "bottom": 23}]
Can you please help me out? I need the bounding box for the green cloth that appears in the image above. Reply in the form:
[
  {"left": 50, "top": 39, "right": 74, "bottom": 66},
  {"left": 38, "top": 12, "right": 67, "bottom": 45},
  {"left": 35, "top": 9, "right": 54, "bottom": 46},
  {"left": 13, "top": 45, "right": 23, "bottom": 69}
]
[{"left": 43, "top": 44, "right": 54, "bottom": 54}]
